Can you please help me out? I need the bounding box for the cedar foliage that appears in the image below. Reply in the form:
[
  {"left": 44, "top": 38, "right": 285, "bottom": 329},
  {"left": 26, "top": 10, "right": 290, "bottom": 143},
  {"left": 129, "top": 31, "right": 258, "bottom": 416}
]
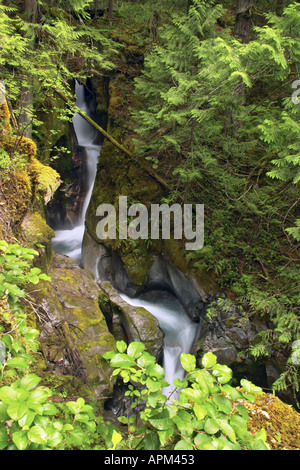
[{"left": 130, "top": 0, "right": 300, "bottom": 399}]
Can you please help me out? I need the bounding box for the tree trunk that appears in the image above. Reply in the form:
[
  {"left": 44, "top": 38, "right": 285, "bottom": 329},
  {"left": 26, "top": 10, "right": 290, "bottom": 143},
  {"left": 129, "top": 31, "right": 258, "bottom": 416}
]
[
  {"left": 22, "top": 0, "right": 38, "bottom": 23},
  {"left": 108, "top": 0, "right": 113, "bottom": 25},
  {"left": 17, "top": 0, "right": 38, "bottom": 138},
  {"left": 234, "top": 0, "right": 253, "bottom": 44},
  {"left": 18, "top": 77, "right": 34, "bottom": 139}
]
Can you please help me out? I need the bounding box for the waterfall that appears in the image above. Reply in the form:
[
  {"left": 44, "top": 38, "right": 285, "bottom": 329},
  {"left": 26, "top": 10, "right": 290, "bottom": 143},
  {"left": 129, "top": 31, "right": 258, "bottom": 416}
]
[
  {"left": 52, "top": 80, "right": 101, "bottom": 263},
  {"left": 120, "top": 290, "right": 198, "bottom": 401},
  {"left": 51, "top": 79, "right": 198, "bottom": 404}
]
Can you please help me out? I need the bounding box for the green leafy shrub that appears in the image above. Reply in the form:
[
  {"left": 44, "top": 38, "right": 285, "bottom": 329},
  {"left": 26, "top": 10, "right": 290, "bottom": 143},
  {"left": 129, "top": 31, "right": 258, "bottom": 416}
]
[
  {"left": 0, "top": 240, "right": 50, "bottom": 303},
  {"left": 103, "top": 341, "right": 270, "bottom": 450},
  {"left": 0, "top": 240, "right": 119, "bottom": 450}
]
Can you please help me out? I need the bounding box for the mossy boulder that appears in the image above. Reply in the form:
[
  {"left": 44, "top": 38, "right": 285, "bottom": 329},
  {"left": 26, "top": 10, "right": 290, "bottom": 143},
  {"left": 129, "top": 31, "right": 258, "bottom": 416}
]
[
  {"left": 21, "top": 211, "right": 55, "bottom": 247},
  {"left": 243, "top": 393, "right": 300, "bottom": 450},
  {"left": 30, "top": 254, "right": 116, "bottom": 399}
]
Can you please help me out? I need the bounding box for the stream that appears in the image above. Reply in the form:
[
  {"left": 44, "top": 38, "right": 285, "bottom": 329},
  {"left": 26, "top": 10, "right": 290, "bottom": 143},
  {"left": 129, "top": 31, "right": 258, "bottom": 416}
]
[
  {"left": 52, "top": 80, "right": 101, "bottom": 264},
  {"left": 51, "top": 80, "right": 198, "bottom": 401},
  {"left": 120, "top": 291, "right": 198, "bottom": 399}
]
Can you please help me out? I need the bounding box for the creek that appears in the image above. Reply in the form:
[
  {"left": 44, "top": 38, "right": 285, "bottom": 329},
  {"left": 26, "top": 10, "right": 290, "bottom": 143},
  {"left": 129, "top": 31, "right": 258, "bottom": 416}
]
[
  {"left": 52, "top": 80, "right": 101, "bottom": 263},
  {"left": 51, "top": 81, "right": 198, "bottom": 401}
]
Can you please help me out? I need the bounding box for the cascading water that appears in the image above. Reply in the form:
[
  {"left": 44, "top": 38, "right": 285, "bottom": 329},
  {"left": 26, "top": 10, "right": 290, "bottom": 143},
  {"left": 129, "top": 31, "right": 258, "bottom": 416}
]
[
  {"left": 120, "top": 290, "right": 198, "bottom": 401},
  {"left": 52, "top": 80, "right": 101, "bottom": 263},
  {"left": 51, "top": 80, "right": 198, "bottom": 403}
]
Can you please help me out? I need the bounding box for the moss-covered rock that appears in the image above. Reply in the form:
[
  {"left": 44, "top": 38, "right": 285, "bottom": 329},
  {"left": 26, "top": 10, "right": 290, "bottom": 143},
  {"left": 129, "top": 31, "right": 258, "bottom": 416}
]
[
  {"left": 244, "top": 393, "right": 300, "bottom": 450},
  {"left": 0, "top": 100, "right": 61, "bottom": 243},
  {"left": 29, "top": 254, "right": 116, "bottom": 399},
  {"left": 21, "top": 212, "right": 55, "bottom": 247}
]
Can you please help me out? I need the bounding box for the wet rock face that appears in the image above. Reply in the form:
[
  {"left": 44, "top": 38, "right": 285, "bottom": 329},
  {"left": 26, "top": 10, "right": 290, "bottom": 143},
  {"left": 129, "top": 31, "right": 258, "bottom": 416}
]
[
  {"left": 194, "top": 298, "right": 288, "bottom": 396},
  {"left": 82, "top": 230, "right": 208, "bottom": 318},
  {"left": 98, "top": 281, "right": 164, "bottom": 361},
  {"left": 31, "top": 254, "right": 116, "bottom": 398}
]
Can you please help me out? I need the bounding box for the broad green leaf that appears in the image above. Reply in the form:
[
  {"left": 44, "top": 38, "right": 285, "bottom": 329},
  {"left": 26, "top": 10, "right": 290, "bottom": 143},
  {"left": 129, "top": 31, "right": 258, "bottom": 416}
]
[
  {"left": 111, "top": 430, "right": 122, "bottom": 450},
  {"left": 74, "top": 413, "right": 90, "bottom": 423},
  {"left": 116, "top": 341, "right": 127, "bottom": 353},
  {"left": 0, "top": 427, "right": 9, "bottom": 450},
  {"left": 204, "top": 401, "right": 219, "bottom": 420},
  {"left": 18, "top": 409, "right": 35, "bottom": 428},
  {"left": 147, "top": 390, "right": 164, "bottom": 407},
  {"left": 212, "top": 364, "right": 232, "bottom": 384},
  {"left": 213, "top": 435, "right": 241, "bottom": 450},
  {"left": 5, "top": 357, "right": 29, "bottom": 370},
  {"left": 157, "top": 427, "right": 174, "bottom": 446},
  {"left": 12, "top": 430, "right": 28, "bottom": 450},
  {"left": 20, "top": 374, "right": 42, "bottom": 391},
  {"left": 173, "top": 378, "right": 188, "bottom": 388},
  {"left": 173, "top": 410, "right": 196, "bottom": 434},
  {"left": 110, "top": 353, "right": 136, "bottom": 368},
  {"left": 76, "top": 397, "right": 85, "bottom": 408},
  {"left": 212, "top": 394, "right": 233, "bottom": 414},
  {"left": 148, "top": 409, "right": 174, "bottom": 431},
  {"left": 29, "top": 388, "right": 50, "bottom": 404},
  {"left": 251, "top": 438, "right": 270, "bottom": 450},
  {"left": 230, "top": 413, "right": 248, "bottom": 439},
  {"left": 204, "top": 417, "right": 219, "bottom": 435},
  {"left": 45, "top": 427, "right": 63, "bottom": 448},
  {"left": 194, "top": 371, "right": 209, "bottom": 396},
  {"left": 181, "top": 388, "right": 203, "bottom": 403},
  {"left": 254, "top": 428, "right": 267, "bottom": 441},
  {"left": 194, "top": 403, "right": 207, "bottom": 421},
  {"left": 174, "top": 439, "right": 194, "bottom": 450},
  {"left": 180, "top": 353, "right": 196, "bottom": 372},
  {"left": 202, "top": 352, "right": 217, "bottom": 369},
  {"left": 127, "top": 342, "right": 145, "bottom": 359},
  {"left": 146, "top": 362, "right": 165, "bottom": 378},
  {"left": 7, "top": 401, "right": 27, "bottom": 421},
  {"left": 67, "top": 427, "right": 86, "bottom": 446},
  {"left": 240, "top": 379, "right": 263, "bottom": 395},
  {"left": 0, "top": 403, "right": 9, "bottom": 421},
  {"left": 194, "top": 433, "right": 216, "bottom": 450},
  {"left": 66, "top": 401, "right": 81, "bottom": 415},
  {"left": 215, "top": 418, "right": 236, "bottom": 443},
  {"left": 142, "top": 433, "right": 160, "bottom": 450},
  {"left": 28, "top": 425, "right": 48, "bottom": 445},
  {"left": 137, "top": 351, "right": 156, "bottom": 367},
  {"left": 42, "top": 402, "right": 59, "bottom": 416}
]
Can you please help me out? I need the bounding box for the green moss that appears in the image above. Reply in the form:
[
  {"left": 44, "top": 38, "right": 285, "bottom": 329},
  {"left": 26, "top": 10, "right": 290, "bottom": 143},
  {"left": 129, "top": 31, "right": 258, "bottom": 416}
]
[
  {"left": 21, "top": 211, "right": 55, "bottom": 247},
  {"left": 29, "top": 157, "right": 61, "bottom": 204},
  {"left": 245, "top": 393, "right": 300, "bottom": 450}
]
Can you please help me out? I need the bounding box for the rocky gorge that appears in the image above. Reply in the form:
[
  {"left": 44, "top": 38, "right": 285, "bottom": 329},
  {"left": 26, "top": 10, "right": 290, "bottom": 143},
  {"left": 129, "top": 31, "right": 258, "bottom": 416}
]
[{"left": 40, "top": 73, "right": 293, "bottom": 409}]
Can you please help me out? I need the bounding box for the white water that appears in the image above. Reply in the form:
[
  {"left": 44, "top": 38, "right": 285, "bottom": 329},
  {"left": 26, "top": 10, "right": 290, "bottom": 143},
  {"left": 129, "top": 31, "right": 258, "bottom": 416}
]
[
  {"left": 120, "top": 290, "right": 198, "bottom": 401},
  {"left": 52, "top": 81, "right": 101, "bottom": 263}
]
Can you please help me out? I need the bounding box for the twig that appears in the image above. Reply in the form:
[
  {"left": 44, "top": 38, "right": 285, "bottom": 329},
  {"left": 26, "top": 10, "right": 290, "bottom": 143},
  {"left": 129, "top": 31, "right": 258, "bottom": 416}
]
[{"left": 48, "top": 396, "right": 112, "bottom": 403}]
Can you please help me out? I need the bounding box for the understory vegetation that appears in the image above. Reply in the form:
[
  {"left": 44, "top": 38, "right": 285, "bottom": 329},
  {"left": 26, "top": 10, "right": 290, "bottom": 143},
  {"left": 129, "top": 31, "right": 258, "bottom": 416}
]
[{"left": 0, "top": 243, "right": 299, "bottom": 450}]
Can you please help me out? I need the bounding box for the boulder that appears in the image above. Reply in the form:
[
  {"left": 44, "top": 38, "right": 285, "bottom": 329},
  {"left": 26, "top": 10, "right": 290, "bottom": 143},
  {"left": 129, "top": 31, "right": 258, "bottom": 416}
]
[{"left": 30, "top": 253, "right": 116, "bottom": 399}]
